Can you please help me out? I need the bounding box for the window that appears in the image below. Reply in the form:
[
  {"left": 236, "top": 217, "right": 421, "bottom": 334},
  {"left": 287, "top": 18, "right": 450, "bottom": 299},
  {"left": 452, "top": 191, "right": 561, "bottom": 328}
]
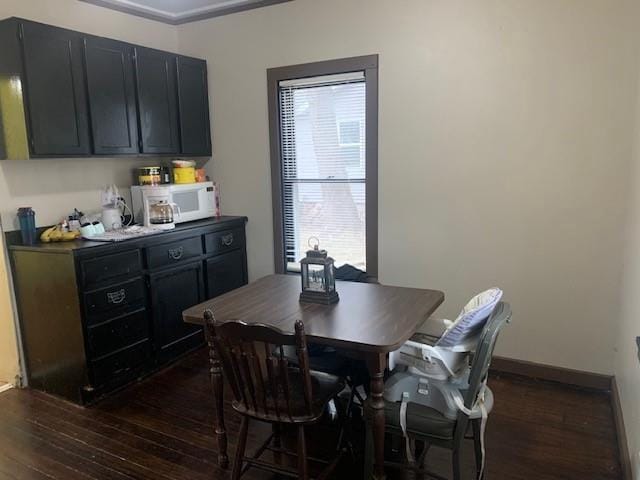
[{"left": 268, "top": 56, "right": 378, "bottom": 276}]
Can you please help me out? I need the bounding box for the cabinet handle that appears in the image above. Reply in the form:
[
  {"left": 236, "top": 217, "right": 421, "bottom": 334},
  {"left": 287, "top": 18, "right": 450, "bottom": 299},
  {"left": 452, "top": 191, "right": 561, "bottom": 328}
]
[
  {"left": 221, "top": 233, "right": 234, "bottom": 246},
  {"left": 106, "top": 289, "right": 126, "bottom": 305},
  {"left": 168, "top": 246, "right": 184, "bottom": 260},
  {"left": 113, "top": 366, "right": 131, "bottom": 376}
]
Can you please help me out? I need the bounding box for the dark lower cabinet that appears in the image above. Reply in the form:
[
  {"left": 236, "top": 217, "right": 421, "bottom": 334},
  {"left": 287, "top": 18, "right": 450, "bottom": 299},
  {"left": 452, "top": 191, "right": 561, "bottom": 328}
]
[
  {"left": 9, "top": 216, "right": 247, "bottom": 404},
  {"left": 86, "top": 309, "right": 149, "bottom": 359},
  {"left": 90, "top": 340, "right": 152, "bottom": 388},
  {"left": 84, "top": 277, "right": 147, "bottom": 324},
  {"left": 20, "top": 21, "right": 91, "bottom": 156},
  {"left": 206, "top": 249, "right": 247, "bottom": 299},
  {"left": 150, "top": 261, "right": 205, "bottom": 363},
  {"left": 135, "top": 47, "right": 180, "bottom": 154},
  {"left": 84, "top": 36, "right": 139, "bottom": 155}
]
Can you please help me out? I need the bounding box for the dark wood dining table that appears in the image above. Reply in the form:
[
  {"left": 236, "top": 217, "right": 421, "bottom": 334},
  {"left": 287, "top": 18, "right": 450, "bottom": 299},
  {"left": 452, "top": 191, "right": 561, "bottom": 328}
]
[{"left": 183, "top": 274, "right": 444, "bottom": 479}]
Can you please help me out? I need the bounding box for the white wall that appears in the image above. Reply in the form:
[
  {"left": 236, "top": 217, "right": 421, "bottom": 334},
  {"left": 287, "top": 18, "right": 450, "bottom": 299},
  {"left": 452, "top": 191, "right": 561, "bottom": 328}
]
[
  {"left": 178, "top": 0, "right": 640, "bottom": 374},
  {"left": 0, "top": 0, "right": 180, "bottom": 383},
  {"left": 618, "top": 156, "right": 640, "bottom": 477},
  {"left": 616, "top": 15, "right": 640, "bottom": 473},
  {"left": 0, "top": 0, "right": 637, "bottom": 381}
]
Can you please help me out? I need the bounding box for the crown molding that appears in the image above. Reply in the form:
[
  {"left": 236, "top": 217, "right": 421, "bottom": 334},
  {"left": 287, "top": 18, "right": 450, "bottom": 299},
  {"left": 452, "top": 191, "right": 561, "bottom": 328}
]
[{"left": 79, "top": 0, "right": 292, "bottom": 25}]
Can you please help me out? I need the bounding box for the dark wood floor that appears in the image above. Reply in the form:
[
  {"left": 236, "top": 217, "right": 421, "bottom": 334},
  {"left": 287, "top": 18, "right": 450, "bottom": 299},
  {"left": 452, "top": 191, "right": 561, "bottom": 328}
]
[{"left": 0, "top": 349, "right": 621, "bottom": 480}]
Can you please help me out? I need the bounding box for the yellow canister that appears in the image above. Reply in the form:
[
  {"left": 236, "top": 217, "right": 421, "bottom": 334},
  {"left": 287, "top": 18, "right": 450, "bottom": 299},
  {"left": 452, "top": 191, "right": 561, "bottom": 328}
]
[{"left": 173, "top": 166, "right": 196, "bottom": 184}]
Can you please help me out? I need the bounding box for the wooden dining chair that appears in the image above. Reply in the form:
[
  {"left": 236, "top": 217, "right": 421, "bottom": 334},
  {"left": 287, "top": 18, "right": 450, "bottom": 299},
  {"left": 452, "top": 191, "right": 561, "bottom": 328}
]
[
  {"left": 203, "top": 310, "right": 346, "bottom": 480},
  {"left": 365, "top": 302, "right": 512, "bottom": 480}
]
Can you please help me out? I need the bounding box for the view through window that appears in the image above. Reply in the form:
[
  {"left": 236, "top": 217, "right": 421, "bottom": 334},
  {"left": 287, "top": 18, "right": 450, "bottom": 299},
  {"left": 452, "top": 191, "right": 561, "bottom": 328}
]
[{"left": 278, "top": 72, "right": 367, "bottom": 272}]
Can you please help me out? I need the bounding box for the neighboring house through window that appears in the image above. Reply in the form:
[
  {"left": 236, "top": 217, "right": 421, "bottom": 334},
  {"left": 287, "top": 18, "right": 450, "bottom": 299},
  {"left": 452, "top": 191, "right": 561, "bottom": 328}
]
[
  {"left": 338, "top": 120, "right": 362, "bottom": 146},
  {"left": 268, "top": 55, "right": 378, "bottom": 276}
]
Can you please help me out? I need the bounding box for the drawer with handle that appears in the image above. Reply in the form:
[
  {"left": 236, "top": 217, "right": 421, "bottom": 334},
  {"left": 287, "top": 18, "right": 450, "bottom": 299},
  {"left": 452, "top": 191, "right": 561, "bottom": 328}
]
[
  {"left": 90, "top": 340, "right": 151, "bottom": 387},
  {"left": 146, "top": 236, "right": 203, "bottom": 270},
  {"left": 84, "top": 277, "right": 146, "bottom": 324},
  {"left": 86, "top": 309, "right": 150, "bottom": 360},
  {"left": 205, "top": 228, "right": 245, "bottom": 255},
  {"left": 81, "top": 250, "right": 142, "bottom": 288}
]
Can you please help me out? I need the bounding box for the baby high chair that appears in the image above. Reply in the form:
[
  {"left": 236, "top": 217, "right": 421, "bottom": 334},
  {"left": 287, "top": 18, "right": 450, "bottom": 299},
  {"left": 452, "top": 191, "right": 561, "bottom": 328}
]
[{"left": 382, "top": 288, "right": 506, "bottom": 478}]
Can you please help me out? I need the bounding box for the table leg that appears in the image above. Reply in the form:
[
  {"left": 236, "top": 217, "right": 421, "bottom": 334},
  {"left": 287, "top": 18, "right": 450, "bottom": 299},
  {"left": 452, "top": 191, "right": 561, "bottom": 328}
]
[
  {"left": 205, "top": 326, "right": 229, "bottom": 468},
  {"left": 366, "top": 352, "right": 387, "bottom": 480}
]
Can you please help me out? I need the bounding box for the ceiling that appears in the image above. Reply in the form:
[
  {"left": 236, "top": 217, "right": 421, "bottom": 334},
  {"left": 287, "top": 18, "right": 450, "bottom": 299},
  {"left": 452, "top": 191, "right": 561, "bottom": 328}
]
[{"left": 79, "top": 0, "right": 292, "bottom": 24}]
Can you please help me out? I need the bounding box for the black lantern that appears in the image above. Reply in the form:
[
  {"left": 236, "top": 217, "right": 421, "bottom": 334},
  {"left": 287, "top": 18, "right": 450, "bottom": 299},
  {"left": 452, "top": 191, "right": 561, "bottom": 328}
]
[{"left": 299, "top": 237, "right": 339, "bottom": 305}]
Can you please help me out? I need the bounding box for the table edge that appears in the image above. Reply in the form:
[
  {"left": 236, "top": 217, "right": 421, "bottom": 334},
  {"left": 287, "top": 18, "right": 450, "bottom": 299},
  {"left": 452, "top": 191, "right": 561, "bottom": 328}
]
[{"left": 183, "top": 289, "right": 445, "bottom": 354}]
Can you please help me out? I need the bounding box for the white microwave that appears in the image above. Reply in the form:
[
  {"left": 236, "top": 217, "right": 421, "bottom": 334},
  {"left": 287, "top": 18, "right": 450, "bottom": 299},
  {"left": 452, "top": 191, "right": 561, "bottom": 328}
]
[{"left": 131, "top": 182, "right": 216, "bottom": 225}]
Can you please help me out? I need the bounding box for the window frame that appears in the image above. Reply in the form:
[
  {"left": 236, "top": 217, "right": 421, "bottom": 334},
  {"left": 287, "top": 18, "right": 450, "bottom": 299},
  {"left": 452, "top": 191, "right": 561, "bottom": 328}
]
[{"left": 267, "top": 55, "right": 379, "bottom": 277}]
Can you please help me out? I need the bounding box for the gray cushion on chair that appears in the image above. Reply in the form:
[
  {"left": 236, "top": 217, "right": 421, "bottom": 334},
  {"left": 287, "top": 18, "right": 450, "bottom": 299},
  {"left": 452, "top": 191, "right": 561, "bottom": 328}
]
[{"left": 384, "top": 400, "right": 456, "bottom": 441}]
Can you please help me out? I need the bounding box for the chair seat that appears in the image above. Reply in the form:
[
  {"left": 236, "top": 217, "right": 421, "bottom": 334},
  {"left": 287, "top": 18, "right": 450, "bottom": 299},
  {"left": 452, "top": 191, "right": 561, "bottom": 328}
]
[
  {"left": 309, "top": 350, "right": 351, "bottom": 376},
  {"left": 384, "top": 400, "right": 456, "bottom": 441},
  {"left": 283, "top": 344, "right": 350, "bottom": 376},
  {"left": 284, "top": 345, "right": 370, "bottom": 390},
  {"left": 232, "top": 369, "right": 345, "bottom": 423}
]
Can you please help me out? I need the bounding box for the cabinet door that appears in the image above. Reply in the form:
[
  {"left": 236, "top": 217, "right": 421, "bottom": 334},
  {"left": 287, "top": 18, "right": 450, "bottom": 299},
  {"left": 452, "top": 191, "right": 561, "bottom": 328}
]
[
  {"left": 205, "top": 250, "right": 247, "bottom": 299},
  {"left": 176, "top": 56, "right": 211, "bottom": 156},
  {"left": 20, "top": 22, "right": 91, "bottom": 155},
  {"left": 84, "top": 37, "right": 139, "bottom": 155},
  {"left": 149, "top": 261, "right": 204, "bottom": 362},
  {"left": 134, "top": 47, "right": 179, "bottom": 154}
]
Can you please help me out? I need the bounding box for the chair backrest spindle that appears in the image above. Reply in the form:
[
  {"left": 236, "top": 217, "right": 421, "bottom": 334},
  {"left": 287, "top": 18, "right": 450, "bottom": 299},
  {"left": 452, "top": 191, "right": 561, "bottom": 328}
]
[
  {"left": 203, "top": 310, "right": 315, "bottom": 421},
  {"left": 295, "top": 321, "right": 314, "bottom": 415}
]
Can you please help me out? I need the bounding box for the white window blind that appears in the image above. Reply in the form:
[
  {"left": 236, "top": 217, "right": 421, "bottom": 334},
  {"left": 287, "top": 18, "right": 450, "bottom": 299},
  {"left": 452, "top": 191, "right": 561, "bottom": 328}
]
[{"left": 279, "top": 71, "right": 367, "bottom": 272}]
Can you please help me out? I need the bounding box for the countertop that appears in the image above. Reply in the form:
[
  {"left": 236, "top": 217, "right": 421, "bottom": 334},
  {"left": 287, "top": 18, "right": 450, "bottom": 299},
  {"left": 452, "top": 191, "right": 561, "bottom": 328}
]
[{"left": 6, "top": 216, "right": 247, "bottom": 254}]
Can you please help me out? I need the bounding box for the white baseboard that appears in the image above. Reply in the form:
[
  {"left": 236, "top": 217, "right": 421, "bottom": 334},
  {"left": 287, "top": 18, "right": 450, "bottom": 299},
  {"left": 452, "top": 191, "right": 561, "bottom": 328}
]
[{"left": 0, "top": 383, "right": 13, "bottom": 394}]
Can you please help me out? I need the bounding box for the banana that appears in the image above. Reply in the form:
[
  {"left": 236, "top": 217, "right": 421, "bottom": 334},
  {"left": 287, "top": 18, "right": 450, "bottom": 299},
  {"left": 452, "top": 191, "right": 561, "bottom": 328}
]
[
  {"left": 39, "top": 226, "right": 56, "bottom": 243},
  {"left": 49, "top": 228, "right": 63, "bottom": 242},
  {"left": 61, "top": 230, "right": 80, "bottom": 241},
  {"left": 40, "top": 225, "right": 81, "bottom": 243}
]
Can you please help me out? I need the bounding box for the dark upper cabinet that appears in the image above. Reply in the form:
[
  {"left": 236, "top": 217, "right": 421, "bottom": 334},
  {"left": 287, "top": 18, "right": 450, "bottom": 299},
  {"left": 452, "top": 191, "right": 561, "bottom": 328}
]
[
  {"left": 84, "top": 37, "right": 139, "bottom": 155},
  {"left": 0, "top": 17, "right": 212, "bottom": 159},
  {"left": 177, "top": 56, "right": 211, "bottom": 156},
  {"left": 20, "top": 21, "right": 91, "bottom": 156},
  {"left": 134, "top": 47, "right": 180, "bottom": 155}
]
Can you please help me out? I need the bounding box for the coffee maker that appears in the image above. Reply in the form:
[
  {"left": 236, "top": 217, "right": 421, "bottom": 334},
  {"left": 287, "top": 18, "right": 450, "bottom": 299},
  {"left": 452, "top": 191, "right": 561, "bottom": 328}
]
[{"left": 142, "top": 191, "right": 181, "bottom": 230}]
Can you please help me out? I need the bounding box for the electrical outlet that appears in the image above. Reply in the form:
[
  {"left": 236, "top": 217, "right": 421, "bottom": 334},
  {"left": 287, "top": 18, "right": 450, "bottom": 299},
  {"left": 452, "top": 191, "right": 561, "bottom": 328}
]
[{"left": 636, "top": 337, "right": 640, "bottom": 364}]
